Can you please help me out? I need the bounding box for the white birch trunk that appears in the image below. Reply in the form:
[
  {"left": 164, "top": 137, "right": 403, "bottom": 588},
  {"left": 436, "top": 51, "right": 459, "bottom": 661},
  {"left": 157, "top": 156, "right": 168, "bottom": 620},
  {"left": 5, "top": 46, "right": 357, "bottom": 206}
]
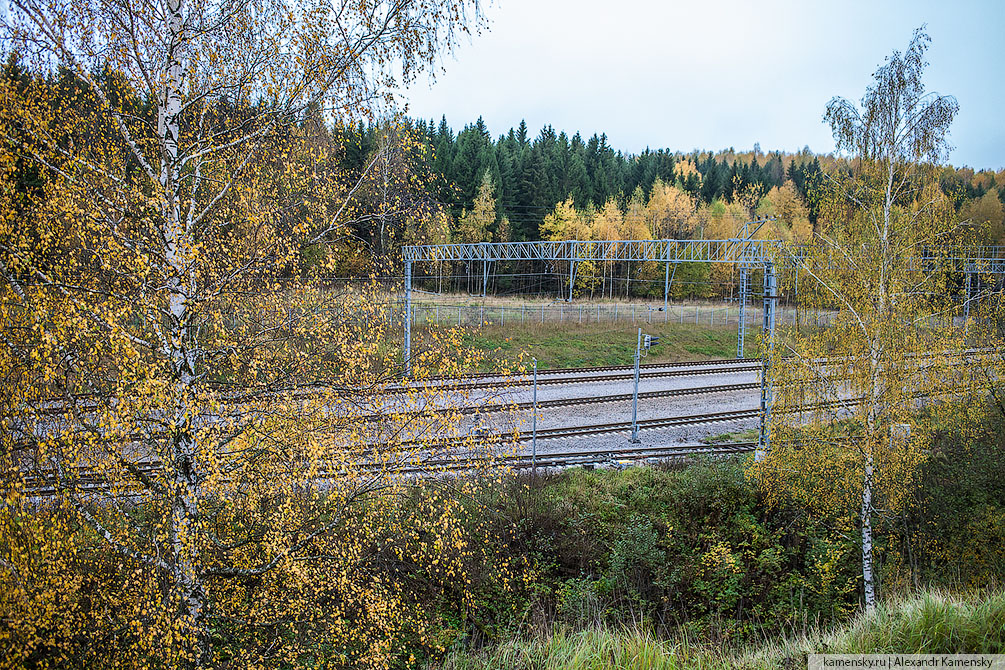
[
  {"left": 159, "top": 0, "right": 209, "bottom": 660},
  {"left": 860, "top": 158, "right": 895, "bottom": 614},
  {"left": 861, "top": 454, "right": 876, "bottom": 611}
]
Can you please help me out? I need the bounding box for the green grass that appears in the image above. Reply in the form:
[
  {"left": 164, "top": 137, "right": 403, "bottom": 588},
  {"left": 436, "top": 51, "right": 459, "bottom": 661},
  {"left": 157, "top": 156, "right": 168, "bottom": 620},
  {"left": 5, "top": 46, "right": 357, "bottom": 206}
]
[
  {"left": 441, "top": 626, "right": 718, "bottom": 670},
  {"left": 743, "top": 589, "right": 1005, "bottom": 664},
  {"left": 445, "top": 322, "right": 756, "bottom": 372},
  {"left": 704, "top": 428, "right": 760, "bottom": 444},
  {"left": 440, "top": 590, "right": 1005, "bottom": 669}
]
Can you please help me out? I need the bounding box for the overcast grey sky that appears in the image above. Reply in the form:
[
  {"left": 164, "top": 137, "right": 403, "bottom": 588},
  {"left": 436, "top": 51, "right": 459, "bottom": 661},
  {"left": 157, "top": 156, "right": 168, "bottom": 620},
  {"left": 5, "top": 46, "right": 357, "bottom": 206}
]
[{"left": 402, "top": 0, "right": 1005, "bottom": 170}]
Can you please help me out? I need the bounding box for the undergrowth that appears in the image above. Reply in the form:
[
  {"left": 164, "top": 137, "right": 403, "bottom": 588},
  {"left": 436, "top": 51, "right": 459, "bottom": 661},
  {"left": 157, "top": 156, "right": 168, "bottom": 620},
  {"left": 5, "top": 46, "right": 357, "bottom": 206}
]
[{"left": 442, "top": 589, "right": 1005, "bottom": 669}]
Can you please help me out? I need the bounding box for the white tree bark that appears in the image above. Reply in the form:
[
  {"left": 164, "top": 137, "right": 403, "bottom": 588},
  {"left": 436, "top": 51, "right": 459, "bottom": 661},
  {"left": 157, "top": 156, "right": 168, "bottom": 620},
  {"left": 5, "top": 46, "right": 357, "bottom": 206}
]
[
  {"left": 159, "top": 0, "right": 210, "bottom": 658},
  {"left": 861, "top": 453, "right": 876, "bottom": 611}
]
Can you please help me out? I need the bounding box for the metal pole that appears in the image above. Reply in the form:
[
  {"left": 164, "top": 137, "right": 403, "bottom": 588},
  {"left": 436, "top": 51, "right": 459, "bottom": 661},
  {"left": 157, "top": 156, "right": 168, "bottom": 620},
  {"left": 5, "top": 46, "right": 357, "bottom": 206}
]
[
  {"left": 964, "top": 271, "right": 972, "bottom": 324},
  {"left": 756, "top": 262, "right": 777, "bottom": 462},
  {"left": 631, "top": 327, "right": 642, "bottom": 443},
  {"left": 482, "top": 256, "right": 489, "bottom": 297},
  {"left": 794, "top": 268, "right": 799, "bottom": 334},
  {"left": 404, "top": 260, "right": 412, "bottom": 377},
  {"left": 737, "top": 267, "right": 748, "bottom": 358},
  {"left": 663, "top": 261, "right": 670, "bottom": 316},
  {"left": 569, "top": 260, "right": 577, "bottom": 303},
  {"left": 501, "top": 305, "right": 505, "bottom": 326},
  {"left": 532, "top": 358, "right": 538, "bottom": 474}
]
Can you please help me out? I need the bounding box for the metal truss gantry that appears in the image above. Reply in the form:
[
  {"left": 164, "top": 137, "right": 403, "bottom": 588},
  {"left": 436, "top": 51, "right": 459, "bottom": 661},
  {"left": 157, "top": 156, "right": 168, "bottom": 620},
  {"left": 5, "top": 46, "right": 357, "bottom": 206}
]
[
  {"left": 403, "top": 238, "right": 783, "bottom": 266},
  {"left": 402, "top": 239, "right": 1005, "bottom": 462}
]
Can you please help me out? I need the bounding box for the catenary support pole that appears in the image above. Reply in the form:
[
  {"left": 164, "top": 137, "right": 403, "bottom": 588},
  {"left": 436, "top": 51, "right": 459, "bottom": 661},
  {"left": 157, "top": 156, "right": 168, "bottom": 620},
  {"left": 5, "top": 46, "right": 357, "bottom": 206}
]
[
  {"left": 532, "top": 358, "right": 538, "bottom": 475},
  {"left": 964, "top": 271, "right": 972, "bottom": 323},
  {"left": 737, "top": 267, "right": 748, "bottom": 358},
  {"left": 631, "top": 327, "right": 642, "bottom": 444},
  {"left": 756, "top": 262, "right": 777, "bottom": 462},
  {"left": 404, "top": 260, "right": 412, "bottom": 377},
  {"left": 663, "top": 261, "right": 670, "bottom": 316},
  {"left": 482, "top": 256, "right": 489, "bottom": 297},
  {"left": 569, "top": 260, "right": 577, "bottom": 302}
]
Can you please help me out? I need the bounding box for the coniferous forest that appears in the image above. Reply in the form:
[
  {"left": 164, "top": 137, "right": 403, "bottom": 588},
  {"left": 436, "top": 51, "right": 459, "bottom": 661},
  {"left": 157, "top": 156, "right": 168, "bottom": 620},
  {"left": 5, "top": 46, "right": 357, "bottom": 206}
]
[{"left": 338, "top": 115, "right": 1005, "bottom": 254}]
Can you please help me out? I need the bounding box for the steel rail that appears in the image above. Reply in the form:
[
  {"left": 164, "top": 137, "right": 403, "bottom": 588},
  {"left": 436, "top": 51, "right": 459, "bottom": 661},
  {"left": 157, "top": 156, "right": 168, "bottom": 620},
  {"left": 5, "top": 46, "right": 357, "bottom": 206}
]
[
  {"left": 19, "top": 441, "right": 759, "bottom": 497},
  {"left": 502, "top": 382, "right": 759, "bottom": 413},
  {"left": 396, "top": 441, "right": 758, "bottom": 474},
  {"left": 363, "top": 382, "right": 761, "bottom": 420},
  {"left": 423, "top": 357, "right": 763, "bottom": 381},
  {"left": 406, "top": 364, "right": 761, "bottom": 392}
]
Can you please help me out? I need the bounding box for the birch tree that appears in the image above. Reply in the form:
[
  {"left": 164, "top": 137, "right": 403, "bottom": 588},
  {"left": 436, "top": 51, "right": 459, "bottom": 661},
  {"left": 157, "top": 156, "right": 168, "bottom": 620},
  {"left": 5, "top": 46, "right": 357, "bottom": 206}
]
[
  {"left": 755, "top": 27, "right": 961, "bottom": 612},
  {"left": 0, "top": 0, "right": 494, "bottom": 666}
]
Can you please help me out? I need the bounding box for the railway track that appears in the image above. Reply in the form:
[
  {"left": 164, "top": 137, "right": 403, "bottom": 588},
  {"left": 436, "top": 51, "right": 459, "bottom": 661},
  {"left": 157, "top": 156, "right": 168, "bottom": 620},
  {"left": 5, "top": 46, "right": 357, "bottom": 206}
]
[
  {"left": 496, "top": 408, "right": 761, "bottom": 441},
  {"left": 27, "top": 358, "right": 761, "bottom": 417},
  {"left": 389, "top": 406, "right": 762, "bottom": 449},
  {"left": 402, "top": 396, "right": 864, "bottom": 448},
  {"left": 30, "top": 346, "right": 980, "bottom": 416},
  {"left": 364, "top": 381, "right": 760, "bottom": 421},
  {"left": 396, "top": 441, "right": 758, "bottom": 474},
  {"left": 503, "top": 382, "right": 758, "bottom": 413},
  {"left": 425, "top": 347, "right": 993, "bottom": 384},
  {"left": 426, "top": 357, "right": 762, "bottom": 380},
  {"left": 408, "top": 363, "right": 761, "bottom": 392},
  {"left": 19, "top": 440, "right": 758, "bottom": 497},
  {"left": 21, "top": 380, "right": 763, "bottom": 445}
]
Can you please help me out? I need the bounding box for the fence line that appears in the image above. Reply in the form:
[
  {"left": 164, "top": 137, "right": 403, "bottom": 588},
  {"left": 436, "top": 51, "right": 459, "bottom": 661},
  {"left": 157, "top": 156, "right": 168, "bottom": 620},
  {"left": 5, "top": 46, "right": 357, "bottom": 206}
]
[{"left": 387, "top": 301, "right": 835, "bottom": 329}]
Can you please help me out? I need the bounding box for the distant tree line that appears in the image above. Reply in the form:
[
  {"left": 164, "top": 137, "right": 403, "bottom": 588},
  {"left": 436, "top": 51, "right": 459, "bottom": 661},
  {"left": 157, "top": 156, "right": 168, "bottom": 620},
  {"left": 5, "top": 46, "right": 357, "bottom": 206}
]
[{"left": 335, "top": 115, "right": 1005, "bottom": 249}]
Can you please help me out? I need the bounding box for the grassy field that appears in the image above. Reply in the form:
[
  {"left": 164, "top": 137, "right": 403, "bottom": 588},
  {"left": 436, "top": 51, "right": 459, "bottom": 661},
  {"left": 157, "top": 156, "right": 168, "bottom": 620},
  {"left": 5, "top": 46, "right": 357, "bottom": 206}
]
[
  {"left": 441, "top": 590, "right": 1005, "bottom": 669},
  {"left": 443, "top": 321, "right": 758, "bottom": 372}
]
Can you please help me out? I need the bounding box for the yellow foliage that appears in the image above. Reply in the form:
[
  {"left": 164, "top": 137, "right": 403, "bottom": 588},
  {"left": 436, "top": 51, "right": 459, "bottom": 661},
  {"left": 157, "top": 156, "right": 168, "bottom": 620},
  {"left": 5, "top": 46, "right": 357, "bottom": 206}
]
[
  {"left": 457, "top": 170, "right": 497, "bottom": 243},
  {"left": 0, "top": 0, "right": 503, "bottom": 665},
  {"left": 751, "top": 163, "right": 971, "bottom": 609},
  {"left": 645, "top": 178, "right": 698, "bottom": 239}
]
